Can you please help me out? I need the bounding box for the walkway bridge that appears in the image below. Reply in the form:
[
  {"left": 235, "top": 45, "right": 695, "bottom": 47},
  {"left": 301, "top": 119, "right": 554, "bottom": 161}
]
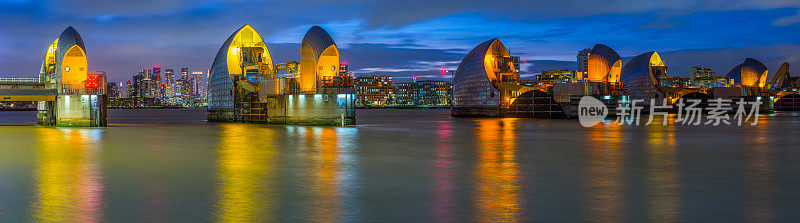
[{"left": 0, "top": 78, "right": 57, "bottom": 101}]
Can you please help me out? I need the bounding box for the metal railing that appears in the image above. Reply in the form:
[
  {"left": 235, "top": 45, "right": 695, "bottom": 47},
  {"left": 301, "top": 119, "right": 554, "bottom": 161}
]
[
  {"left": 60, "top": 85, "right": 104, "bottom": 95},
  {"left": 0, "top": 77, "right": 40, "bottom": 83}
]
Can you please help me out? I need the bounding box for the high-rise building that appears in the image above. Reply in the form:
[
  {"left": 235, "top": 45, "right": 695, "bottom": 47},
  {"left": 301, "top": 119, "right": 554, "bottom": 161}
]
[
  {"left": 130, "top": 73, "right": 144, "bottom": 106},
  {"left": 355, "top": 75, "right": 393, "bottom": 107},
  {"left": 176, "top": 67, "right": 193, "bottom": 105},
  {"left": 394, "top": 80, "right": 452, "bottom": 107},
  {"left": 689, "top": 67, "right": 729, "bottom": 88},
  {"left": 152, "top": 66, "right": 162, "bottom": 85},
  {"left": 141, "top": 69, "right": 160, "bottom": 99},
  {"left": 106, "top": 82, "right": 120, "bottom": 98},
  {"left": 691, "top": 67, "right": 714, "bottom": 78},
  {"left": 180, "top": 67, "right": 189, "bottom": 80},
  {"left": 577, "top": 48, "right": 591, "bottom": 80},
  {"left": 192, "top": 71, "right": 203, "bottom": 98},
  {"left": 165, "top": 69, "right": 175, "bottom": 86}
]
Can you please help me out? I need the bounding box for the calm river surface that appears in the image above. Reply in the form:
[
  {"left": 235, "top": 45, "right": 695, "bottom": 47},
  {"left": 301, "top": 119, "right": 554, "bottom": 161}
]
[{"left": 0, "top": 109, "right": 799, "bottom": 222}]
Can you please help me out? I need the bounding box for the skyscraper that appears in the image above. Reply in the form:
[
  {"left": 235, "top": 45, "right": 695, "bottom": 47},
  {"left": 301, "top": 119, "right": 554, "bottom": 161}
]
[
  {"left": 164, "top": 68, "right": 177, "bottom": 104},
  {"left": 165, "top": 69, "right": 175, "bottom": 86},
  {"left": 192, "top": 71, "right": 203, "bottom": 98},
  {"left": 181, "top": 67, "right": 189, "bottom": 80},
  {"left": 179, "top": 67, "right": 192, "bottom": 105},
  {"left": 105, "top": 82, "right": 118, "bottom": 97},
  {"left": 152, "top": 66, "right": 162, "bottom": 85},
  {"left": 577, "top": 48, "right": 591, "bottom": 80}
]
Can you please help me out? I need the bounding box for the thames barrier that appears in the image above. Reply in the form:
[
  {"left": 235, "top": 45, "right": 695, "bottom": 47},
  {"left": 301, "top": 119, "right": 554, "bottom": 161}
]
[
  {"left": 0, "top": 26, "right": 107, "bottom": 127},
  {"left": 451, "top": 39, "right": 800, "bottom": 119},
  {"left": 207, "top": 25, "right": 355, "bottom": 125}
]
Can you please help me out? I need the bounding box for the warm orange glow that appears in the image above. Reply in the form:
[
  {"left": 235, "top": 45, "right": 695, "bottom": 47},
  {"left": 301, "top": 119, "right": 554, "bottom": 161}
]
[
  {"left": 646, "top": 123, "right": 680, "bottom": 222},
  {"left": 649, "top": 52, "right": 665, "bottom": 67},
  {"left": 43, "top": 38, "right": 59, "bottom": 71},
  {"left": 757, "top": 70, "right": 769, "bottom": 88},
  {"left": 739, "top": 65, "right": 767, "bottom": 88},
  {"left": 474, "top": 119, "right": 520, "bottom": 222},
  {"left": 34, "top": 128, "right": 102, "bottom": 222},
  {"left": 216, "top": 123, "right": 275, "bottom": 222},
  {"left": 225, "top": 25, "right": 273, "bottom": 79},
  {"left": 484, "top": 54, "right": 498, "bottom": 82},
  {"left": 61, "top": 45, "right": 88, "bottom": 89},
  {"left": 482, "top": 40, "right": 512, "bottom": 83},
  {"left": 298, "top": 44, "right": 340, "bottom": 91},
  {"left": 312, "top": 128, "right": 340, "bottom": 222},
  {"left": 746, "top": 118, "right": 774, "bottom": 222},
  {"left": 586, "top": 123, "right": 625, "bottom": 222},
  {"left": 299, "top": 29, "right": 340, "bottom": 92},
  {"left": 607, "top": 60, "right": 622, "bottom": 83}
]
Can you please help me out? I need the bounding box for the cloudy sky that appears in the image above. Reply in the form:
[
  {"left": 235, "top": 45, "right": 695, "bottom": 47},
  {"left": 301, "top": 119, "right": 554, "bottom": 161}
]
[{"left": 1, "top": 0, "right": 799, "bottom": 83}]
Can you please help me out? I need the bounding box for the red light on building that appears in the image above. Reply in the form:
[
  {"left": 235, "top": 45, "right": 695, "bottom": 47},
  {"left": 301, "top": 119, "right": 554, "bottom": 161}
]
[
  {"left": 86, "top": 76, "right": 99, "bottom": 89},
  {"left": 440, "top": 69, "right": 446, "bottom": 74}
]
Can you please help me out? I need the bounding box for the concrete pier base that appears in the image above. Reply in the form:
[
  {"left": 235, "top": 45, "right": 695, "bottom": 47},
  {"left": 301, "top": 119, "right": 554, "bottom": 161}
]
[
  {"left": 37, "top": 94, "right": 106, "bottom": 127},
  {"left": 265, "top": 94, "right": 356, "bottom": 126}
]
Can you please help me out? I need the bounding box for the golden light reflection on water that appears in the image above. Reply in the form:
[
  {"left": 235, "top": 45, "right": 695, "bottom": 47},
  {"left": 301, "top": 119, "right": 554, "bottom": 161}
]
[
  {"left": 747, "top": 118, "right": 773, "bottom": 222},
  {"left": 33, "top": 128, "right": 103, "bottom": 222},
  {"left": 645, "top": 120, "right": 680, "bottom": 222},
  {"left": 215, "top": 124, "right": 275, "bottom": 222},
  {"left": 585, "top": 123, "right": 625, "bottom": 223},
  {"left": 307, "top": 127, "right": 341, "bottom": 223},
  {"left": 474, "top": 118, "right": 520, "bottom": 222}
]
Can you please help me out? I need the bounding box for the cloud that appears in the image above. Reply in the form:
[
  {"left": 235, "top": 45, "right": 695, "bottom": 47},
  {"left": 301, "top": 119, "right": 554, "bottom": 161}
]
[
  {"left": 656, "top": 44, "right": 800, "bottom": 79},
  {"left": 773, "top": 10, "right": 800, "bottom": 26},
  {"left": 1, "top": 0, "right": 800, "bottom": 84}
]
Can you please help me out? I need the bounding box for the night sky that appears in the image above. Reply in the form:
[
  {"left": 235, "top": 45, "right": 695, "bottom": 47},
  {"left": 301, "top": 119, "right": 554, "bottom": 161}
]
[{"left": 1, "top": 0, "right": 799, "bottom": 83}]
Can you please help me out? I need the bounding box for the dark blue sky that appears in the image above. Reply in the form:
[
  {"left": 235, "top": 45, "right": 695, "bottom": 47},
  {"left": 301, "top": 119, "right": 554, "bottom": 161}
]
[{"left": 1, "top": 0, "right": 799, "bottom": 83}]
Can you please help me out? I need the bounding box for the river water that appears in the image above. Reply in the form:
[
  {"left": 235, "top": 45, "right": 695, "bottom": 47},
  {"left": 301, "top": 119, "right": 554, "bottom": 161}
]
[{"left": 0, "top": 109, "right": 798, "bottom": 222}]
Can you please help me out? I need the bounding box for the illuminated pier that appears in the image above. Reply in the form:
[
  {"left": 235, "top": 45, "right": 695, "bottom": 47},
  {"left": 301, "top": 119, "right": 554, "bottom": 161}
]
[
  {"left": 0, "top": 26, "right": 106, "bottom": 127},
  {"left": 207, "top": 25, "right": 355, "bottom": 125},
  {"left": 452, "top": 39, "right": 799, "bottom": 119}
]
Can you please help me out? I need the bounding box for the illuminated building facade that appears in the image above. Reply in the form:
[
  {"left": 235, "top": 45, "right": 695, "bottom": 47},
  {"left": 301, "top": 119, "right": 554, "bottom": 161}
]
[
  {"left": 576, "top": 48, "right": 591, "bottom": 80},
  {"left": 689, "top": 67, "right": 730, "bottom": 88},
  {"left": 620, "top": 51, "right": 668, "bottom": 104},
  {"left": 300, "top": 26, "right": 340, "bottom": 93},
  {"left": 207, "top": 24, "right": 273, "bottom": 121},
  {"left": 587, "top": 44, "right": 622, "bottom": 83},
  {"left": 537, "top": 69, "right": 577, "bottom": 84},
  {"left": 319, "top": 63, "right": 353, "bottom": 94},
  {"left": 208, "top": 24, "right": 354, "bottom": 125},
  {"left": 354, "top": 75, "right": 393, "bottom": 107},
  {"left": 394, "top": 80, "right": 452, "bottom": 107},
  {"left": 36, "top": 26, "right": 106, "bottom": 127},
  {"left": 451, "top": 38, "right": 524, "bottom": 117},
  {"left": 726, "top": 58, "right": 769, "bottom": 88}
]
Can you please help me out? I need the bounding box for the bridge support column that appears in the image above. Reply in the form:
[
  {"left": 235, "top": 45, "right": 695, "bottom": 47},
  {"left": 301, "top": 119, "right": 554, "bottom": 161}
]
[{"left": 37, "top": 94, "right": 107, "bottom": 127}]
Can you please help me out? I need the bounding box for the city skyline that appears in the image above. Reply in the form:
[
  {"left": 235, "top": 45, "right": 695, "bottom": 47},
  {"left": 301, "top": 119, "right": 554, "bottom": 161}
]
[{"left": 1, "top": 0, "right": 800, "bottom": 83}]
